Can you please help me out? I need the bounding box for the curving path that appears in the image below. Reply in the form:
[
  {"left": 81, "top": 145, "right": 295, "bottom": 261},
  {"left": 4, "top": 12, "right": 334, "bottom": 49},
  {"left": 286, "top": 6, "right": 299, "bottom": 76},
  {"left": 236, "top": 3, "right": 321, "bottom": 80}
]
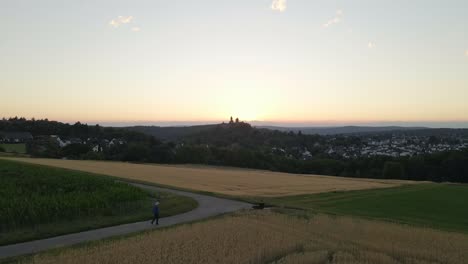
[{"left": 0, "top": 182, "right": 251, "bottom": 259}]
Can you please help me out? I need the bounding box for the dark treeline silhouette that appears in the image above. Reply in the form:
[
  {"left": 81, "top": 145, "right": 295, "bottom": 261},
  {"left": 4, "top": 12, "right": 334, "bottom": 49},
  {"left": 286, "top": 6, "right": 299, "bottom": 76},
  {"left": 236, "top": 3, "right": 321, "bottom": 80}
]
[
  {"left": 0, "top": 117, "right": 151, "bottom": 140},
  {"left": 0, "top": 117, "right": 163, "bottom": 160},
  {"left": 1, "top": 117, "right": 467, "bottom": 183}
]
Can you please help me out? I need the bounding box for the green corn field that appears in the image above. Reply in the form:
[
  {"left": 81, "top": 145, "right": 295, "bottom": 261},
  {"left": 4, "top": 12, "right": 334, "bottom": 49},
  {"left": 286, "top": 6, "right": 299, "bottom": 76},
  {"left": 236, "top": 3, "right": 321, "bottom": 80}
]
[{"left": 0, "top": 159, "right": 149, "bottom": 232}]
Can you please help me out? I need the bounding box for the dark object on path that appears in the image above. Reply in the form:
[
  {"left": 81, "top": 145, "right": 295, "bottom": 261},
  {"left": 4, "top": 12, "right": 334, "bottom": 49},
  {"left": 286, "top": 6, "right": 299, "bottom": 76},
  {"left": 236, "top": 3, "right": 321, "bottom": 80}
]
[
  {"left": 151, "top": 201, "right": 160, "bottom": 225},
  {"left": 252, "top": 203, "right": 265, "bottom": 210}
]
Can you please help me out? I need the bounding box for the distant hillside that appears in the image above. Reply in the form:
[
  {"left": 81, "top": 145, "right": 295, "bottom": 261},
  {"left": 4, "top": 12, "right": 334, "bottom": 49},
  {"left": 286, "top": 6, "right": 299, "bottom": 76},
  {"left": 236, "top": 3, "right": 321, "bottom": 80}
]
[
  {"left": 126, "top": 124, "right": 217, "bottom": 141},
  {"left": 256, "top": 126, "right": 427, "bottom": 135},
  {"left": 124, "top": 124, "right": 468, "bottom": 140},
  {"left": 384, "top": 128, "right": 468, "bottom": 137}
]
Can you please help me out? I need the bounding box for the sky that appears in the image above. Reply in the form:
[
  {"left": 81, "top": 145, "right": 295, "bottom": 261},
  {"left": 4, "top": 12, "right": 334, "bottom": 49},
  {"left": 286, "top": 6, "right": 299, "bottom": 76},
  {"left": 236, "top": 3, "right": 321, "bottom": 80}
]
[{"left": 1, "top": 0, "right": 468, "bottom": 127}]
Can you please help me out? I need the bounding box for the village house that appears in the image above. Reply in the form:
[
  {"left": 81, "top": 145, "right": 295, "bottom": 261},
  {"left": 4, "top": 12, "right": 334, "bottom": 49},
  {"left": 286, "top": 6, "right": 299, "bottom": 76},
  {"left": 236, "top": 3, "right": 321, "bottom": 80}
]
[{"left": 0, "top": 131, "right": 33, "bottom": 143}]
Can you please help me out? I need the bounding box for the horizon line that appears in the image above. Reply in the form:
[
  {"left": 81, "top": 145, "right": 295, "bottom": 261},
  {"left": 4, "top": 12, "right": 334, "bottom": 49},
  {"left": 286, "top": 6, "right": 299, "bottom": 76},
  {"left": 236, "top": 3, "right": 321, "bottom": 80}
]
[{"left": 3, "top": 117, "right": 468, "bottom": 129}]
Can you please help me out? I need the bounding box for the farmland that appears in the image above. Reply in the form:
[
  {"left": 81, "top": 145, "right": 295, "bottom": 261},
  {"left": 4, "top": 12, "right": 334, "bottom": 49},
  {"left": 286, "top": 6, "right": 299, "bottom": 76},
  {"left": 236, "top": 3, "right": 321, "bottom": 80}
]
[
  {"left": 0, "top": 144, "right": 26, "bottom": 154},
  {"left": 1, "top": 158, "right": 413, "bottom": 197},
  {"left": 20, "top": 211, "right": 468, "bottom": 264},
  {"left": 268, "top": 183, "right": 468, "bottom": 233},
  {"left": 0, "top": 159, "right": 196, "bottom": 245},
  {"left": 3, "top": 157, "right": 466, "bottom": 263}
]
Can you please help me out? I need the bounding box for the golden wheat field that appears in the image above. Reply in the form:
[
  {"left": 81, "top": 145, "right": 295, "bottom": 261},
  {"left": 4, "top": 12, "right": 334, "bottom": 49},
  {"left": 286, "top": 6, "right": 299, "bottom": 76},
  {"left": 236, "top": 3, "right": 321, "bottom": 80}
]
[
  {"left": 23, "top": 211, "right": 468, "bottom": 264},
  {"left": 3, "top": 158, "right": 412, "bottom": 197}
]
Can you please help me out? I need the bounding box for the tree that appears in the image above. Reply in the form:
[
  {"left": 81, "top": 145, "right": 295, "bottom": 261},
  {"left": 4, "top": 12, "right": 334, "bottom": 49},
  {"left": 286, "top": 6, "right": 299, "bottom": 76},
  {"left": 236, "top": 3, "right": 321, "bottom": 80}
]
[
  {"left": 383, "top": 161, "right": 404, "bottom": 179},
  {"left": 61, "top": 144, "right": 91, "bottom": 158},
  {"left": 229, "top": 116, "right": 234, "bottom": 124},
  {"left": 122, "top": 143, "right": 151, "bottom": 162},
  {"left": 235, "top": 118, "right": 239, "bottom": 123}
]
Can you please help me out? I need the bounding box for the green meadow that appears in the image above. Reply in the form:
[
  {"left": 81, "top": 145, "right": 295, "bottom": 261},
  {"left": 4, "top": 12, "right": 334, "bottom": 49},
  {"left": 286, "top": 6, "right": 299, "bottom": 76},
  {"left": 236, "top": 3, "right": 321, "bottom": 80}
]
[
  {"left": 0, "top": 144, "right": 26, "bottom": 154},
  {"left": 270, "top": 183, "right": 468, "bottom": 233}
]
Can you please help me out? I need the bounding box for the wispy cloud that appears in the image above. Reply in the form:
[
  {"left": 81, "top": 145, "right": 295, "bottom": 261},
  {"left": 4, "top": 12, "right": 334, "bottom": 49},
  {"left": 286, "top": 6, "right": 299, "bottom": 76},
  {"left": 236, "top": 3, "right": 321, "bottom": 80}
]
[
  {"left": 465, "top": 50, "right": 468, "bottom": 57},
  {"left": 131, "top": 27, "right": 141, "bottom": 32},
  {"left": 109, "top": 16, "right": 134, "bottom": 28},
  {"left": 323, "top": 10, "right": 343, "bottom": 28},
  {"left": 368, "top": 42, "right": 375, "bottom": 49},
  {"left": 271, "top": 0, "right": 287, "bottom": 12}
]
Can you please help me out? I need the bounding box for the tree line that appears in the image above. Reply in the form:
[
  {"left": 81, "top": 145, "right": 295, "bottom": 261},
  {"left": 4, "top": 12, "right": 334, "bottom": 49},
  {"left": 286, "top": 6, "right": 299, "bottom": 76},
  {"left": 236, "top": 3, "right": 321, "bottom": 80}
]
[{"left": 1, "top": 117, "right": 467, "bottom": 183}]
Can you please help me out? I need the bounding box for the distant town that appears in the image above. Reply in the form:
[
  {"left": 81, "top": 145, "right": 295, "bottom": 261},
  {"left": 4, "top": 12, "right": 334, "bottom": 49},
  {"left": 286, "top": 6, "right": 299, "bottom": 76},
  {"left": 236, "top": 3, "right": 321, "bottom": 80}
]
[
  {"left": 321, "top": 133, "right": 468, "bottom": 159},
  {"left": 2, "top": 121, "right": 468, "bottom": 160}
]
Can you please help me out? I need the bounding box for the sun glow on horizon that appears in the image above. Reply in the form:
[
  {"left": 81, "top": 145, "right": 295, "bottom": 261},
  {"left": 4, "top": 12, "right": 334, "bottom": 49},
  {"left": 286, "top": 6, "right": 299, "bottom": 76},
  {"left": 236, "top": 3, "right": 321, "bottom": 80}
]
[{"left": 1, "top": 1, "right": 468, "bottom": 126}]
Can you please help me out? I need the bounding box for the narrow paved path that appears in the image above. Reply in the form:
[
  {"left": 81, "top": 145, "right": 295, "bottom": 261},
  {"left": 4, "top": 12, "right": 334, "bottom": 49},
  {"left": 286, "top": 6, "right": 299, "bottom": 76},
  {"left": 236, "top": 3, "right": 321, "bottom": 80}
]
[{"left": 0, "top": 183, "right": 251, "bottom": 260}]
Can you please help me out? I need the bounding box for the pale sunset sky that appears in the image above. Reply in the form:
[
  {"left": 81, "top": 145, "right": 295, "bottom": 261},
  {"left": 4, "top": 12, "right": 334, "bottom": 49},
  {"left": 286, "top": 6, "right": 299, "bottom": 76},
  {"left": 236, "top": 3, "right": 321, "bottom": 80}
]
[{"left": 1, "top": 0, "right": 468, "bottom": 127}]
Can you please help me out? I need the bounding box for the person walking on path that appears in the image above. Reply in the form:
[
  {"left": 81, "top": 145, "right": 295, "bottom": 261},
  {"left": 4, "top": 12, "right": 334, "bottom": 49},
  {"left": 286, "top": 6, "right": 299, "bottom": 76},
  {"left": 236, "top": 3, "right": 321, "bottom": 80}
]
[{"left": 151, "top": 201, "right": 160, "bottom": 225}]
